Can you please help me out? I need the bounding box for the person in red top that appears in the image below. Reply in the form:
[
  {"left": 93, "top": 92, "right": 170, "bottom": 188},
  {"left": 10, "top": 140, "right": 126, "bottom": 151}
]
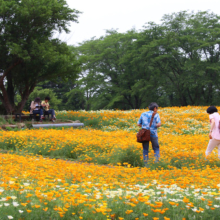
[{"left": 206, "top": 106, "right": 220, "bottom": 159}]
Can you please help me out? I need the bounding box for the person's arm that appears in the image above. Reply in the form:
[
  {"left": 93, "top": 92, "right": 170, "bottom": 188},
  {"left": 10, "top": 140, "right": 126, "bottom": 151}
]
[
  {"left": 209, "top": 118, "right": 215, "bottom": 139},
  {"left": 156, "top": 122, "right": 161, "bottom": 128},
  {"left": 41, "top": 101, "right": 46, "bottom": 107},
  {"left": 137, "top": 115, "right": 142, "bottom": 127},
  {"left": 30, "top": 101, "right": 35, "bottom": 110},
  {"left": 156, "top": 114, "right": 161, "bottom": 128}
]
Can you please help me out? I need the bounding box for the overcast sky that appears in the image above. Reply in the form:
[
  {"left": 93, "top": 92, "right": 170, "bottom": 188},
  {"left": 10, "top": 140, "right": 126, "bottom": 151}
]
[{"left": 58, "top": 0, "right": 220, "bottom": 46}]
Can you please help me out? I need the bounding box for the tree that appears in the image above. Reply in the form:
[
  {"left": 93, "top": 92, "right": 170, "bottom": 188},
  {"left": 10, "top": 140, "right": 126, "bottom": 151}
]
[
  {"left": 0, "top": 0, "right": 80, "bottom": 114},
  {"left": 76, "top": 30, "right": 161, "bottom": 110},
  {"left": 141, "top": 11, "right": 220, "bottom": 106},
  {"left": 26, "top": 87, "right": 62, "bottom": 110}
]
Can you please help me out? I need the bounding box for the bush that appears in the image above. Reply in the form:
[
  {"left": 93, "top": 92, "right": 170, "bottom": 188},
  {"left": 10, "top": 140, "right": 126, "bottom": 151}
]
[{"left": 109, "top": 145, "right": 144, "bottom": 167}]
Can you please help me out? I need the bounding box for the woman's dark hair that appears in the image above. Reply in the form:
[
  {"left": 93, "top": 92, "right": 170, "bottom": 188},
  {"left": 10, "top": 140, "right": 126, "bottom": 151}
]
[
  {"left": 149, "top": 102, "right": 159, "bottom": 111},
  {"left": 34, "top": 97, "right": 41, "bottom": 103},
  {"left": 45, "top": 96, "right": 50, "bottom": 101},
  {"left": 206, "top": 106, "right": 218, "bottom": 114}
]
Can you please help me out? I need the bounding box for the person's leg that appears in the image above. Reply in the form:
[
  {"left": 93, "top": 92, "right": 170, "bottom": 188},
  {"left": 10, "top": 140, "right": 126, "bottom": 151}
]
[
  {"left": 39, "top": 109, "right": 43, "bottom": 121},
  {"left": 151, "top": 137, "right": 160, "bottom": 162},
  {"left": 142, "top": 141, "right": 149, "bottom": 165},
  {"left": 52, "top": 109, "right": 56, "bottom": 118},
  {"left": 205, "top": 139, "right": 220, "bottom": 157},
  {"left": 48, "top": 109, "right": 55, "bottom": 118},
  {"left": 205, "top": 139, "right": 220, "bottom": 159},
  {"left": 33, "top": 110, "right": 42, "bottom": 121}
]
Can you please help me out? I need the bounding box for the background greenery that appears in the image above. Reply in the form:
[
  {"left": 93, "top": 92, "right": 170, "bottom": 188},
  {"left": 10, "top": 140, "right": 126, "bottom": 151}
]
[
  {"left": 1, "top": 6, "right": 220, "bottom": 112},
  {"left": 26, "top": 10, "right": 220, "bottom": 111}
]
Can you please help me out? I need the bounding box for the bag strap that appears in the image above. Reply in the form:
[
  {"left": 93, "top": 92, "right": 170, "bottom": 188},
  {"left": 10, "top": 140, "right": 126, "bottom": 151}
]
[{"left": 149, "top": 112, "right": 156, "bottom": 127}]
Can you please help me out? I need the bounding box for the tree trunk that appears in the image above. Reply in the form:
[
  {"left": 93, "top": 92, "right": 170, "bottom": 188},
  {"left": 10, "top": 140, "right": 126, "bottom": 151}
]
[
  {"left": 0, "top": 83, "right": 14, "bottom": 114},
  {"left": 6, "top": 72, "right": 15, "bottom": 108}
]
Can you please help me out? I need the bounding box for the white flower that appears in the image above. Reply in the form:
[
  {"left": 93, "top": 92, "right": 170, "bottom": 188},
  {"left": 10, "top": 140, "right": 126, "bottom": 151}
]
[
  {"left": 0, "top": 189, "right": 4, "bottom": 193},
  {"left": 18, "top": 210, "right": 23, "bottom": 213},
  {"left": 1, "top": 198, "right": 7, "bottom": 201},
  {"left": 12, "top": 202, "right": 19, "bottom": 207},
  {"left": 191, "top": 207, "right": 198, "bottom": 212},
  {"left": 4, "top": 203, "right": 10, "bottom": 206},
  {"left": 214, "top": 205, "right": 220, "bottom": 208},
  {"left": 8, "top": 216, "right": 13, "bottom": 219},
  {"left": 9, "top": 181, "right": 14, "bottom": 185},
  {"left": 11, "top": 196, "right": 17, "bottom": 200},
  {"left": 23, "top": 183, "right": 30, "bottom": 186}
]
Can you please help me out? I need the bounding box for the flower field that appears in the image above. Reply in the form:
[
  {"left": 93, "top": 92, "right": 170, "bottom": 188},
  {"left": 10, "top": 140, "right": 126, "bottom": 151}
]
[{"left": 0, "top": 106, "right": 220, "bottom": 219}]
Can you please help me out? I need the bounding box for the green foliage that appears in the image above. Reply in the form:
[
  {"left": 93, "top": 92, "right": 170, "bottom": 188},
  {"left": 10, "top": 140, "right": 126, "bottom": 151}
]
[
  {"left": 0, "top": 116, "right": 7, "bottom": 126},
  {"left": 26, "top": 87, "right": 62, "bottom": 110},
  {"left": 109, "top": 145, "right": 144, "bottom": 167},
  {"left": 0, "top": 0, "right": 81, "bottom": 113},
  {"left": 71, "top": 11, "right": 220, "bottom": 109}
]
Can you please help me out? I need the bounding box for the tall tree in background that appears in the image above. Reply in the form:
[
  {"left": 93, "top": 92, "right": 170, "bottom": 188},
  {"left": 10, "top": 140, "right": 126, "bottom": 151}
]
[
  {"left": 75, "top": 11, "right": 220, "bottom": 109},
  {"left": 0, "top": 0, "right": 80, "bottom": 113},
  {"left": 76, "top": 30, "right": 162, "bottom": 110},
  {"left": 141, "top": 11, "right": 220, "bottom": 106}
]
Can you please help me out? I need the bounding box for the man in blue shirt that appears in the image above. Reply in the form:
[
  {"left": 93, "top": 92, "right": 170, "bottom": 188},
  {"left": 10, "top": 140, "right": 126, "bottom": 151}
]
[{"left": 137, "top": 102, "right": 161, "bottom": 165}]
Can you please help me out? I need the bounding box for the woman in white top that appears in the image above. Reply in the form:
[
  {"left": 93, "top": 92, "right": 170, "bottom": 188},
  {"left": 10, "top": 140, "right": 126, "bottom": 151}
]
[
  {"left": 30, "top": 97, "right": 43, "bottom": 122},
  {"left": 206, "top": 106, "right": 220, "bottom": 159}
]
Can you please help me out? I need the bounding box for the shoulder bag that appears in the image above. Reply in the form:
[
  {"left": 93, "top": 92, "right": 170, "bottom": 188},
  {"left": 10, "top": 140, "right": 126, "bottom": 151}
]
[{"left": 137, "top": 112, "right": 156, "bottom": 143}]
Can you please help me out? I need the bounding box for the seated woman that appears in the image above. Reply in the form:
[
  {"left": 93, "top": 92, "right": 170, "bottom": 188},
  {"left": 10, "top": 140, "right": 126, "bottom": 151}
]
[
  {"left": 41, "top": 96, "right": 56, "bottom": 122},
  {"left": 30, "top": 97, "right": 43, "bottom": 122}
]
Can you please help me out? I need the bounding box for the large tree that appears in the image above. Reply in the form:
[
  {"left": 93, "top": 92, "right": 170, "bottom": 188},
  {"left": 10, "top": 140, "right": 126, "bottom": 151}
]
[
  {"left": 141, "top": 11, "right": 220, "bottom": 106},
  {"left": 76, "top": 30, "right": 161, "bottom": 110},
  {"left": 0, "top": 0, "right": 80, "bottom": 113}
]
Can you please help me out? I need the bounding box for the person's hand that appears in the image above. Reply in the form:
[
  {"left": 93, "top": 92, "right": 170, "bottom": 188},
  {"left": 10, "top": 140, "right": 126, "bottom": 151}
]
[
  {"left": 156, "top": 122, "right": 161, "bottom": 128},
  {"left": 209, "top": 132, "right": 212, "bottom": 139}
]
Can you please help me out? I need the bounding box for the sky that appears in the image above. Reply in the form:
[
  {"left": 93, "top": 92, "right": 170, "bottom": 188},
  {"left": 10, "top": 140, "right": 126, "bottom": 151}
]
[{"left": 58, "top": 0, "right": 220, "bottom": 46}]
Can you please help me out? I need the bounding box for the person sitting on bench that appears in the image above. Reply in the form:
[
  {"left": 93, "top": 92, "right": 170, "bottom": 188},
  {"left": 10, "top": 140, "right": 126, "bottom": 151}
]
[
  {"left": 30, "top": 97, "right": 43, "bottom": 122},
  {"left": 41, "top": 96, "right": 56, "bottom": 122}
]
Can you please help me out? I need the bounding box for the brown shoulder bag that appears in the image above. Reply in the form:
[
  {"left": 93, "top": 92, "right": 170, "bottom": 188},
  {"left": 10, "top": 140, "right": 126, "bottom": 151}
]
[{"left": 137, "top": 112, "right": 156, "bottom": 143}]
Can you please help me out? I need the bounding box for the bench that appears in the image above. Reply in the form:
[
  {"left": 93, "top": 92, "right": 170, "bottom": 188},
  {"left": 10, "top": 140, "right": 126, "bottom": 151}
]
[{"left": 15, "top": 110, "right": 53, "bottom": 122}]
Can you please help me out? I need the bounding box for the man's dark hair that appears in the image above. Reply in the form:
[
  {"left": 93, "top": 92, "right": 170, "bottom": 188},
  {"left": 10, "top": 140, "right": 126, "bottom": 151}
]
[
  {"left": 207, "top": 106, "right": 218, "bottom": 114},
  {"left": 148, "top": 102, "right": 159, "bottom": 111},
  {"left": 34, "top": 97, "right": 41, "bottom": 103},
  {"left": 45, "top": 96, "right": 50, "bottom": 101}
]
